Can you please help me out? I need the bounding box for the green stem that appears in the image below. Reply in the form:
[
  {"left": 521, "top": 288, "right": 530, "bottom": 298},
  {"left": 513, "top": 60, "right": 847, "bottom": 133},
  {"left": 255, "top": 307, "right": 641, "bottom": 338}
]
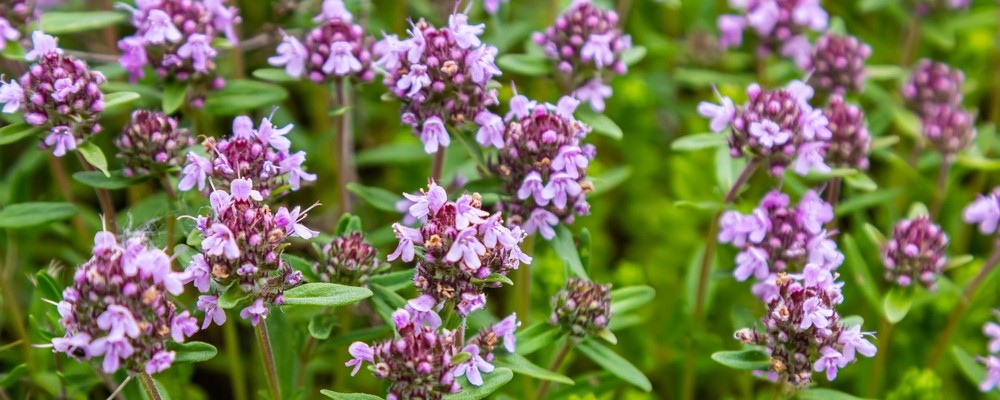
[
  {"left": 927, "top": 249, "right": 1000, "bottom": 367},
  {"left": 901, "top": 18, "right": 921, "bottom": 67},
  {"left": 867, "top": 318, "right": 894, "bottom": 397},
  {"left": 334, "top": 79, "right": 356, "bottom": 215},
  {"left": 931, "top": 158, "right": 950, "bottom": 220},
  {"left": 0, "top": 233, "right": 33, "bottom": 374},
  {"left": 431, "top": 147, "right": 447, "bottom": 183},
  {"left": 223, "top": 318, "right": 249, "bottom": 400},
  {"left": 255, "top": 322, "right": 282, "bottom": 400},
  {"left": 74, "top": 152, "right": 118, "bottom": 233},
  {"left": 48, "top": 155, "right": 89, "bottom": 245},
  {"left": 138, "top": 373, "right": 162, "bottom": 400},
  {"left": 160, "top": 176, "right": 177, "bottom": 255},
  {"left": 535, "top": 338, "right": 573, "bottom": 398}
]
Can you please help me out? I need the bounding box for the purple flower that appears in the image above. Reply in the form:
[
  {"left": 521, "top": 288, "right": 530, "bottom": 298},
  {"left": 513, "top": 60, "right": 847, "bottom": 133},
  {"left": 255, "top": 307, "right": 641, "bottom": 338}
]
[
  {"left": 0, "top": 18, "right": 19, "bottom": 52},
  {"left": 397, "top": 64, "right": 431, "bottom": 99},
  {"left": 484, "top": 0, "right": 508, "bottom": 14},
  {"left": 373, "top": 33, "right": 406, "bottom": 71},
  {"left": 96, "top": 305, "right": 140, "bottom": 339},
  {"left": 780, "top": 35, "right": 812, "bottom": 69},
  {"left": 800, "top": 297, "right": 833, "bottom": 330},
  {"left": 420, "top": 116, "right": 450, "bottom": 154},
  {"left": 807, "top": 232, "right": 844, "bottom": 268},
  {"left": 203, "top": 223, "right": 240, "bottom": 260},
  {"left": 555, "top": 96, "right": 580, "bottom": 120},
  {"left": 44, "top": 126, "right": 77, "bottom": 157},
  {"left": 800, "top": 263, "right": 836, "bottom": 291},
  {"left": 718, "top": 210, "right": 769, "bottom": 247},
  {"left": 405, "top": 295, "right": 442, "bottom": 328},
  {"left": 506, "top": 93, "right": 536, "bottom": 121},
  {"left": 813, "top": 346, "right": 844, "bottom": 381},
  {"left": 90, "top": 336, "right": 134, "bottom": 373},
  {"left": 964, "top": 192, "right": 1000, "bottom": 234},
  {"left": 240, "top": 298, "right": 269, "bottom": 326},
  {"left": 798, "top": 190, "right": 833, "bottom": 235},
  {"left": 178, "top": 152, "right": 213, "bottom": 191},
  {"left": 455, "top": 195, "right": 489, "bottom": 229},
  {"left": 524, "top": 208, "right": 559, "bottom": 240},
  {"left": 404, "top": 182, "right": 448, "bottom": 221},
  {"left": 746, "top": 1, "right": 779, "bottom": 35},
  {"left": 542, "top": 173, "right": 583, "bottom": 210},
  {"left": 279, "top": 150, "right": 317, "bottom": 191},
  {"left": 838, "top": 324, "right": 877, "bottom": 361},
  {"left": 448, "top": 13, "right": 484, "bottom": 49},
  {"left": 388, "top": 223, "right": 423, "bottom": 262},
  {"left": 575, "top": 78, "right": 613, "bottom": 112},
  {"left": 25, "top": 31, "right": 62, "bottom": 61},
  {"left": 0, "top": 79, "right": 24, "bottom": 113},
  {"left": 177, "top": 34, "right": 217, "bottom": 73},
  {"left": 551, "top": 145, "right": 589, "bottom": 178},
  {"left": 581, "top": 33, "right": 615, "bottom": 69},
  {"left": 718, "top": 15, "right": 745, "bottom": 48},
  {"left": 466, "top": 45, "right": 501, "bottom": 85},
  {"left": 316, "top": 0, "right": 353, "bottom": 22},
  {"left": 734, "top": 247, "right": 769, "bottom": 281},
  {"left": 118, "top": 37, "right": 149, "bottom": 82},
  {"left": 793, "top": 141, "right": 831, "bottom": 176},
  {"left": 345, "top": 342, "right": 373, "bottom": 376},
  {"left": 52, "top": 332, "right": 93, "bottom": 359},
  {"left": 230, "top": 178, "right": 263, "bottom": 202},
  {"left": 197, "top": 295, "right": 227, "bottom": 329},
  {"left": 493, "top": 313, "right": 519, "bottom": 352},
  {"left": 145, "top": 350, "right": 175, "bottom": 374},
  {"left": 517, "top": 171, "right": 548, "bottom": 206},
  {"left": 983, "top": 356, "right": 1000, "bottom": 391},
  {"left": 698, "top": 96, "right": 736, "bottom": 133},
  {"left": 324, "top": 42, "right": 363, "bottom": 76},
  {"left": 457, "top": 292, "right": 486, "bottom": 315},
  {"left": 800, "top": 108, "right": 832, "bottom": 140},
  {"left": 269, "top": 33, "right": 308, "bottom": 78},
  {"left": 446, "top": 228, "right": 487, "bottom": 271},
  {"left": 142, "top": 9, "right": 182, "bottom": 44},
  {"left": 135, "top": 248, "right": 185, "bottom": 295},
  {"left": 454, "top": 344, "right": 495, "bottom": 386},
  {"left": 275, "top": 206, "right": 318, "bottom": 239},
  {"left": 170, "top": 311, "right": 199, "bottom": 342},
  {"left": 749, "top": 119, "right": 790, "bottom": 148},
  {"left": 792, "top": 0, "right": 828, "bottom": 31},
  {"left": 479, "top": 213, "right": 515, "bottom": 249},
  {"left": 256, "top": 117, "right": 293, "bottom": 151},
  {"left": 475, "top": 110, "right": 505, "bottom": 149}
]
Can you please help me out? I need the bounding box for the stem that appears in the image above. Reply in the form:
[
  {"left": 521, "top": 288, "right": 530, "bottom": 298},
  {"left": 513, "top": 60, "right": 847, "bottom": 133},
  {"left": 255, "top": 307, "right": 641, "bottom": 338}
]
[
  {"left": 927, "top": 249, "right": 1000, "bottom": 366},
  {"left": 901, "top": 19, "right": 921, "bottom": 67},
  {"left": 49, "top": 155, "right": 89, "bottom": 243},
  {"left": 296, "top": 336, "right": 317, "bottom": 389},
  {"left": 931, "top": 158, "right": 950, "bottom": 220},
  {"left": 160, "top": 176, "right": 177, "bottom": 255},
  {"left": 535, "top": 338, "right": 573, "bottom": 398},
  {"left": 515, "top": 236, "right": 535, "bottom": 325},
  {"left": 74, "top": 152, "right": 118, "bottom": 233},
  {"left": 255, "top": 322, "right": 282, "bottom": 400},
  {"left": 431, "top": 147, "right": 447, "bottom": 183},
  {"left": 0, "top": 233, "right": 34, "bottom": 373},
  {"left": 223, "top": 318, "right": 249, "bottom": 400},
  {"left": 826, "top": 177, "right": 842, "bottom": 208},
  {"left": 334, "top": 80, "right": 356, "bottom": 215},
  {"left": 107, "top": 375, "right": 132, "bottom": 400},
  {"left": 867, "top": 319, "right": 894, "bottom": 397},
  {"left": 137, "top": 373, "right": 162, "bottom": 400}
]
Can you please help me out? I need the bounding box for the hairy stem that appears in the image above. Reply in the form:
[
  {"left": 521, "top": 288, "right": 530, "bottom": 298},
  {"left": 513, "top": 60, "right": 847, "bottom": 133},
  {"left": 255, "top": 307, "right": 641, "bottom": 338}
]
[
  {"left": 901, "top": 19, "right": 921, "bottom": 67},
  {"left": 106, "top": 375, "right": 131, "bottom": 400},
  {"left": 49, "top": 155, "right": 89, "bottom": 243},
  {"left": 74, "top": 152, "right": 118, "bottom": 233},
  {"left": 334, "top": 80, "right": 356, "bottom": 215},
  {"left": 255, "top": 322, "right": 282, "bottom": 400},
  {"left": 867, "top": 318, "right": 894, "bottom": 397},
  {"left": 160, "top": 176, "right": 177, "bottom": 255},
  {"left": 535, "top": 338, "right": 573, "bottom": 398},
  {"left": 931, "top": 158, "right": 950, "bottom": 220},
  {"left": 927, "top": 249, "right": 1000, "bottom": 366},
  {"left": 223, "top": 319, "right": 249, "bottom": 400},
  {"left": 0, "top": 234, "right": 33, "bottom": 373},
  {"left": 137, "top": 373, "right": 162, "bottom": 400},
  {"left": 431, "top": 148, "right": 447, "bottom": 183}
]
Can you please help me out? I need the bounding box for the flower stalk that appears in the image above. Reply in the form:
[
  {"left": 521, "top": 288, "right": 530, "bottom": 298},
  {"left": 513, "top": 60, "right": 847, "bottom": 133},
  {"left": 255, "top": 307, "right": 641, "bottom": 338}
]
[{"left": 255, "top": 322, "right": 282, "bottom": 400}]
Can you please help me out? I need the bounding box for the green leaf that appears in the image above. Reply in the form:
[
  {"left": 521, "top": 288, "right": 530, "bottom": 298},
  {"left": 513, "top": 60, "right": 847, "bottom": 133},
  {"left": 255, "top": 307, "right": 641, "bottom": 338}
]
[
  {"left": 842, "top": 234, "right": 881, "bottom": 312},
  {"left": 281, "top": 283, "right": 373, "bottom": 307},
  {"left": 370, "top": 283, "right": 407, "bottom": 324},
  {"left": 162, "top": 82, "right": 189, "bottom": 115},
  {"left": 40, "top": 11, "right": 126, "bottom": 34},
  {"left": 670, "top": 133, "right": 727, "bottom": 151},
  {"left": 77, "top": 142, "right": 110, "bottom": 177},
  {"left": 515, "top": 323, "right": 563, "bottom": 356},
  {"left": 862, "top": 223, "right": 887, "bottom": 248},
  {"left": 471, "top": 273, "right": 513, "bottom": 286},
  {"left": 0, "top": 202, "right": 77, "bottom": 229},
  {"left": 715, "top": 145, "right": 746, "bottom": 193},
  {"left": 596, "top": 328, "right": 618, "bottom": 344},
  {"left": 356, "top": 142, "right": 427, "bottom": 166},
  {"left": 169, "top": 341, "right": 218, "bottom": 364},
  {"left": 203, "top": 80, "right": 289, "bottom": 115},
  {"left": 494, "top": 353, "right": 574, "bottom": 385},
  {"left": 73, "top": 170, "right": 150, "bottom": 190},
  {"left": 840, "top": 315, "right": 864, "bottom": 328},
  {"left": 329, "top": 105, "right": 352, "bottom": 117},
  {"left": 710, "top": 347, "right": 772, "bottom": 370},
  {"left": 946, "top": 254, "right": 974, "bottom": 270},
  {"left": 1, "top": 40, "right": 24, "bottom": 60},
  {"left": 309, "top": 313, "right": 337, "bottom": 340},
  {"left": 578, "top": 338, "right": 652, "bottom": 391},
  {"left": 320, "top": 390, "right": 383, "bottom": 400},
  {"left": 444, "top": 367, "right": 513, "bottom": 400},
  {"left": 495, "top": 54, "right": 552, "bottom": 76},
  {"left": 0, "top": 122, "right": 42, "bottom": 146},
  {"left": 368, "top": 269, "right": 416, "bottom": 292},
  {"left": 588, "top": 166, "right": 631, "bottom": 198},
  {"left": 621, "top": 45, "right": 647, "bottom": 66},
  {"left": 578, "top": 228, "right": 592, "bottom": 269},
  {"left": 551, "top": 225, "right": 589, "bottom": 279},
  {"left": 673, "top": 200, "right": 724, "bottom": 211},
  {"left": 836, "top": 188, "right": 904, "bottom": 217},
  {"left": 102, "top": 92, "right": 141, "bottom": 113},
  {"left": 844, "top": 173, "right": 877, "bottom": 191},
  {"left": 217, "top": 284, "right": 250, "bottom": 309},
  {"left": 610, "top": 285, "right": 655, "bottom": 315},
  {"left": 864, "top": 65, "right": 907, "bottom": 81},
  {"left": 252, "top": 68, "right": 299, "bottom": 83},
  {"left": 797, "top": 388, "right": 868, "bottom": 400},
  {"left": 335, "top": 214, "right": 363, "bottom": 236},
  {"left": 957, "top": 155, "right": 1000, "bottom": 171},
  {"left": 907, "top": 202, "right": 930, "bottom": 219},
  {"left": 883, "top": 287, "right": 913, "bottom": 324},
  {"left": 35, "top": 271, "right": 62, "bottom": 301},
  {"left": 0, "top": 364, "right": 26, "bottom": 388},
  {"left": 347, "top": 182, "right": 403, "bottom": 212},
  {"left": 577, "top": 109, "right": 623, "bottom": 140}
]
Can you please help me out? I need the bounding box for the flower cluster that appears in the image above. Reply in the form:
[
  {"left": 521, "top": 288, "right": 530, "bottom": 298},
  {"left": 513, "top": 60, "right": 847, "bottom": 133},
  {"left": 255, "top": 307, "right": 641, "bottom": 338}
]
[
  {"left": 716, "top": 0, "right": 828, "bottom": 64},
  {"left": 698, "top": 80, "right": 832, "bottom": 176},
  {"left": 268, "top": 0, "right": 374, "bottom": 83},
  {"left": 979, "top": 312, "right": 1000, "bottom": 391},
  {"left": 0, "top": 1, "right": 27, "bottom": 52},
  {"left": 822, "top": 95, "right": 871, "bottom": 170},
  {"left": 964, "top": 187, "right": 1000, "bottom": 236},
  {"left": 735, "top": 273, "right": 877, "bottom": 387},
  {"left": 178, "top": 114, "right": 315, "bottom": 198},
  {"left": 182, "top": 178, "right": 316, "bottom": 327},
  {"left": 373, "top": 12, "right": 501, "bottom": 153},
  {"left": 52, "top": 230, "right": 196, "bottom": 375},
  {"left": 549, "top": 278, "right": 612, "bottom": 338},
  {"left": 803, "top": 34, "right": 872, "bottom": 95},
  {"left": 490, "top": 95, "right": 595, "bottom": 239},
  {"left": 902, "top": 59, "right": 964, "bottom": 117},
  {"left": 118, "top": 0, "right": 241, "bottom": 105},
  {"left": 346, "top": 298, "right": 519, "bottom": 398},
  {"left": 718, "top": 190, "right": 839, "bottom": 284},
  {"left": 882, "top": 216, "right": 949, "bottom": 290},
  {"left": 312, "top": 231, "right": 387, "bottom": 286},
  {"left": 115, "top": 110, "right": 194, "bottom": 177},
  {"left": 914, "top": 0, "right": 971, "bottom": 16},
  {"left": 920, "top": 103, "right": 976, "bottom": 160},
  {"left": 0, "top": 32, "right": 106, "bottom": 157},
  {"left": 532, "top": 0, "right": 632, "bottom": 112},
  {"left": 390, "top": 182, "right": 531, "bottom": 315}
]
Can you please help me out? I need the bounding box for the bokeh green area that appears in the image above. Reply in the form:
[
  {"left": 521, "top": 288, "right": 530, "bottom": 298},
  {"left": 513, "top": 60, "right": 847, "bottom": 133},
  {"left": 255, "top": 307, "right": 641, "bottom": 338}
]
[{"left": 2, "top": 0, "right": 1000, "bottom": 399}]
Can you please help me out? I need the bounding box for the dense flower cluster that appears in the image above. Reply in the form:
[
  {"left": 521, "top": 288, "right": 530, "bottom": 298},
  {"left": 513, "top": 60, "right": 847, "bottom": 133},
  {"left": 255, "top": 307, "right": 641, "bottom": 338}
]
[
  {"left": 914, "top": 0, "right": 971, "bottom": 16},
  {"left": 902, "top": 59, "right": 964, "bottom": 118},
  {"left": 0, "top": 32, "right": 106, "bottom": 157},
  {"left": 735, "top": 273, "right": 877, "bottom": 387},
  {"left": 118, "top": 0, "right": 241, "bottom": 106},
  {"left": 698, "top": 80, "right": 832, "bottom": 176},
  {"left": 803, "top": 34, "right": 872, "bottom": 95},
  {"left": 268, "top": 0, "right": 374, "bottom": 83},
  {"left": 979, "top": 312, "right": 1000, "bottom": 391},
  {"left": 346, "top": 299, "right": 519, "bottom": 398},
  {"left": 182, "top": 178, "right": 316, "bottom": 326},
  {"left": 0, "top": 1, "right": 27, "bottom": 52},
  {"left": 716, "top": 0, "right": 829, "bottom": 64},
  {"left": 718, "top": 190, "right": 839, "bottom": 283},
  {"left": 920, "top": 103, "right": 976, "bottom": 160},
  {"left": 390, "top": 182, "right": 531, "bottom": 315},
  {"left": 52, "top": 230, "right": 195, "bottom": 375},
  {"left": 490, "top": 95, "right": 595, "bottom": 239},
  {"left": 312, "top": 231, "right": 387, "bottom": 286},
  {"left": 532, "top": 0, "right": 632, "bottom": 112},
  {"left": 373, "top": 11, "right": 501, "bottom": 153},
  {"left": 964, "top": 187, "right": 1000, "bottom": 236},
  {"left": 115, "top": 110, "right": 194, "bottom": 177},
  {"left": 823, "top": 95, "right": 871, "bottom": 170},
  {"left": 882, "top": 216, "right": 949, "bottom": 290},
  {"left": 549, "top": 278, "right": 612, "bottom": 338},
  {"left": 178, "top": 114, "right": 315, "bottom": 198}
]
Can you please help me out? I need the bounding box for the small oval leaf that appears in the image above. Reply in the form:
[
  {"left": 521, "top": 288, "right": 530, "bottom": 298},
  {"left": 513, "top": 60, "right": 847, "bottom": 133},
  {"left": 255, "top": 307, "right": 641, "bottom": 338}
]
[
  {"left": 883, "top": 287, "right": 913, "bottom": 324},
  {"left": 169, "top": 341, "right": 218, "bottom": 364},
  {"left": 73, "top": 170, "right": 151, "bottom": 190},
  {"left": 495, "top": 54, "right": 552, "bottom": 76},
  {"left": 710, "top": 347, "right": 772, "bottom": 371},
  {"left": 670, "top": 133, "right": 727, "bottom": 151},
  {"left": 578, "top": 338, "right": 652, "bottom": 391},
  {"left": 0, "top": 202, "right": 78, "bottom": 229},
  {"left": 0, "top": 122, "right": 42, "bottom": 146},
  {"left": 102, "top": 92, "right": 141, "bottom": 114},
  {"left": 77, "top": 142, "right": 110, "bottom": 177},
  {"left": 320, "top": 390, "right": 383, "bottom": 400},
  {"left": 610, "top": 285, "right": 655, "bottom": 315},
  {"left": 203, "top": 80, "right": 289, "bottom": 115},
  {"left": 40, "top": 11, "right": 126, "bottom": 34},
  {"left": 281, "top": 283, "right": 373, "bottom": 307},
  {"left": 347, "top": 183, "right": 403, "bottom": 212},
  {"left": 493, "top": 353, "right": 574, "bottom": 385},
  {"left": 444, "top": 367, "right": 514, "bottom": 400}
]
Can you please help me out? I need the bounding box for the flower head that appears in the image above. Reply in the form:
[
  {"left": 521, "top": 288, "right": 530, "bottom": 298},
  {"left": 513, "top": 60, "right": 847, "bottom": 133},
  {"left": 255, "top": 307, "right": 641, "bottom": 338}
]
[
  {"left": 549, "top": 278, "right": 612, "bottom": 337},
  {"left": 882, "top": 216, "right": 949, "bottom": 290}
]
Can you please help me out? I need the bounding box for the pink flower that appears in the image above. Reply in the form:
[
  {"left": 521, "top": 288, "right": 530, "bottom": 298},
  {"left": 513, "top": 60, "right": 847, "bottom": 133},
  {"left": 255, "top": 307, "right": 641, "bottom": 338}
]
[
  {"left": 574, "top": 78, "right": 613, "bottom": 112},
  {"left": 813, "top": 346, "right": 844, "bottom": 381},
  {"left": 323, "top": 42, "right": 363, "bottom": 76},
  {"left": 446, "top": 228, "right": 487, "bottom": 271},
  {"left": 315, "top": 0, "right": 353, "bottom": 22},
  {"left": 964, "top": 192, "right": 1000, "bottom": 234},
  {"left": 404, "top": 295, "right": 442, "bottom": 328},
  {"left": 274, "top": 206, "right": 318, "bottom": 239},
  {"left": 44, "top": 126, "right": 77, "bottom": 157},
  {"left": 397, "top": 64, "right": 431, "bottom": 99},
  {"left": 89, "top": 336, "right": 134, "bottom": 373},
  {"left": 145, "top": 350, "right": 175, "bottom": 374},
  {"left": 517, "top": 171, "right": 548, "bottom": 206},
  {"left": 96, "top": 305, "right": 141, "bottom": 339},
  {"left": 419, "top": 116, "right": 450, "bottom": 154},
  {"left": 749, "top": 119, "right": 790, "bottom": 148},
  {"left": 203, "top": 223, "right": 240, "bottom": 260},
  {"left": 403, "top": 182, "right": 448, "bottom": 221},
  {"left": 118, "top": 37, "right": 149, "bottom": 82},
  {"left": 449, "top": 13, "right": 485, "bottom": 49},
  {"left": 717, "top": 15, "right": 745, "bottom": 48},
  {"left": 240, "top": 298, "right": 269, "bottom": 326},
  {"left": 177, "top": 34, "right": 217, "bottom": 73},
  {"left": 269, "top": 33, "right": 308, "bottom": 78},
  {"left": 184, "top": 254, "right": 212, "bottom": 293},
  {"left": 492, "top": 313, "right": 520, "bottom": 352},
  {"left": 698, "top": 96, "right": 736, "bottom": 133},
  {"left": 197, "top": 295, "right": 227, "bottom": 329},
  {"left": 453, "top": 344, "right": 495, "bottom": 386},
  {"left": 279, "top": 151, "right": 317, "bottom": 191},
  {"left": 179, "top": 152, "right": 213, "bottom": 191},
  {"left": 524, "top": 208, "right": 559, "bottom": 240},
  {"left": 734, "top": 247, "right": 769, "bottom": 281},
  {"left": 345, "top": 342, "right": 373, "bottom": 376},
  {"left": 581, "top": 32, "right": 615, "bottom": 69},
  {"left": 170, "top": 311, "right": 199, "bottom": 342},
  {"left": 542, "top": 173, "right": 583, "bottom": 210},
  {"left": 25, "top": 31, "right": 62, "bottom": 61},
  {"left": 466, "top": 45, "right": 500, "bottom": 85},
  {"left": 475, "top": 110, "right": 505, "bottom": 149},
  {"left": 388, "top": 223, "right": 423, "bottom": 262},
  {"left": 0, "top": 79, "right": 24, "bottom": 113},
  {"left": 142, "top": 10, "right": 182, "bottom": 44}
]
